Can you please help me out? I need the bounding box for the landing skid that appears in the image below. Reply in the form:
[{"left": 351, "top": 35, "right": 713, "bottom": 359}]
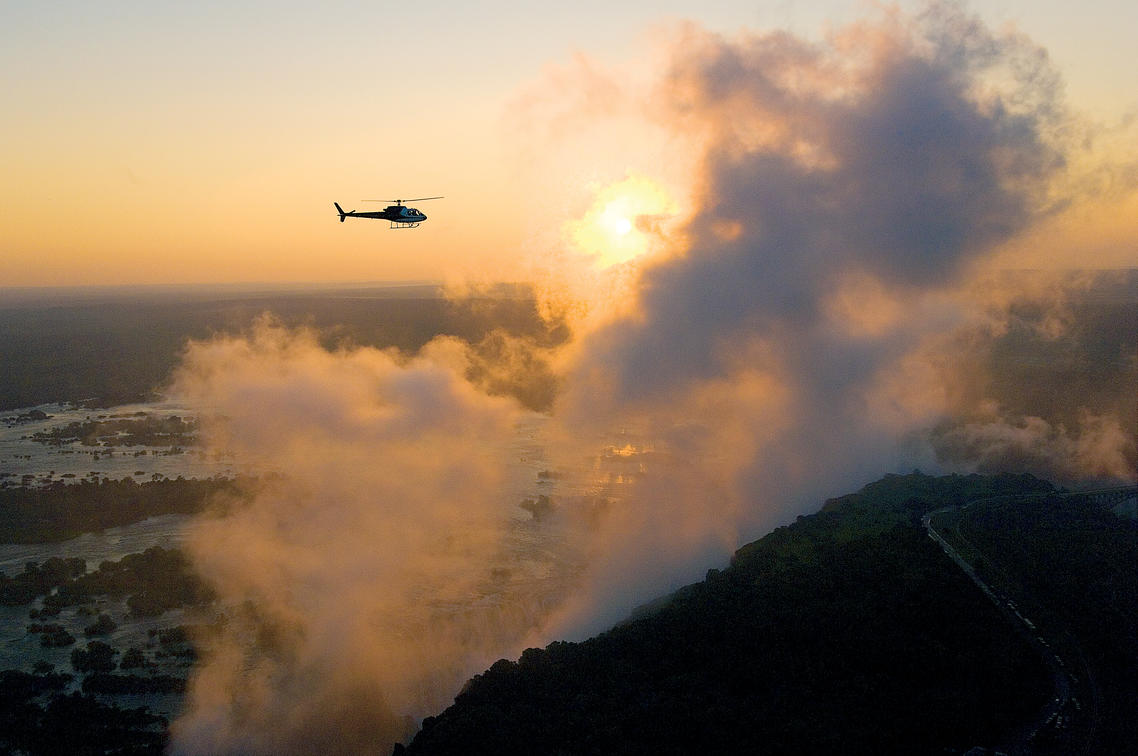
[{"left": 390, "top": 221, "right": 420, "bottom": 229}]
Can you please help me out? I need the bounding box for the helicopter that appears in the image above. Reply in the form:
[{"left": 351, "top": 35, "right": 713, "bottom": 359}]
[{"left": 334, "top": 196, "right": 443, "bottom": 228}]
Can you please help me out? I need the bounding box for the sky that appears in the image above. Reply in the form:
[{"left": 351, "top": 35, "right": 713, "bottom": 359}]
[{"left": 2, "top": 0, "right": 1136, "bottom": 287}]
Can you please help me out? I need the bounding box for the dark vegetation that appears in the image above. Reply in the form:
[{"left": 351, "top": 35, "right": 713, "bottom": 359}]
[
  {"left": 2, "top": 665, "right": 170, "bottom": 754},
  {"left": 31, "top": 624, "right": 75, "bottom": 648},
  {"left": 1, "top": 408, "right": 51, "bottom": 427},
  {"left": 71, "top": 641, "right": 118, "bottom": 674},
  {"left": 407, "top": 473, "right": 1068, "bottom": 755},
  {"left": 0, "top": 475, "right": 250, "bottom": 543},
  {"left": 83, "top": 612, "right": 117, "bottom": 637},
  {"left": 28, "top": 414, "right": 198, "bottom": 448},
  {"left": 956, "top": 493, "right": 1138, "bottom": 753},
  {"left": 0, "top": 556, "right": 85, "bottom": 605},
  {"left": 119, "top": 647, "right": 147, "bottom": 669},
  {"left": 146, "top": 624, "right": 204, "bottom": 663},
  {"left": 0, "top": 549, "right": 207, "bottom": 752},
  {"left": 81, "top": 672, "right": 186, "bottom": 695},
  {"left": 2, "top": 546, "right": 214, "bottom": 618},
  {"left": 0, "top": 284, "right": 567, "bottom": 412},
  {"left": 89, "top": 547, "right": 214, "bottom": 617},
  {"left": 0, "top": 682, "right": 167, "bottom": 755}
]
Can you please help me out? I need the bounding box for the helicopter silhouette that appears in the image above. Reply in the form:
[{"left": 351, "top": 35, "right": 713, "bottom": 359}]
[{"left": 334, "top": 196, "right": 443, "bottom": 228}]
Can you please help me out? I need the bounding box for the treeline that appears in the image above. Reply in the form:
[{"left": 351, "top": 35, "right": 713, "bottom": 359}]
[
  {"left": 814, "top": 469, "right": 1054, "bottom": 519},
  {"left": 406, "top": 472, "right": 1056, "bottom": 755},
  {"left": 53, "top": 546, "right": 214, "bottom": 616},
  {"left": 3, "top": 546, "right": 214, "bottom": 618},
  {"left": 67, "top": 640, "right": 189, "bottom": 693},
  {"left": 0, "top": 670, "right": 167, "bottom": 754},
  {"left": 0, "top": 476, "right": 252, "bottom": 543},
  {"left": 0, "top": 557, "right": 85, "bottom": 606}
]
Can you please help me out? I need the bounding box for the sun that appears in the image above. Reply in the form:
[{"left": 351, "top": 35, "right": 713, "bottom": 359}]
[
  {"left": 566, "top": 175, "right": 680, "bottom": 269},
  {"left": 597, "top": 201, "right": 636, "bottom": 242}
]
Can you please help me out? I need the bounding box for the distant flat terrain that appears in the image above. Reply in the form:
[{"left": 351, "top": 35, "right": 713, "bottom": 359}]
[{"left": 0, "top": 283, "right": 564, "bottom": 412}]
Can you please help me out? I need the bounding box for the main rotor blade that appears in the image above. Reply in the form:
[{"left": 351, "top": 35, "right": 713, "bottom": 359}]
[{"left": 360, "top": 196, "right": 444, "bottom": 204}]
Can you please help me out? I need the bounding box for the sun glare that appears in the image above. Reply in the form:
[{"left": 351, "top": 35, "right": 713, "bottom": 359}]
[
  {"left": 612, "top": 215, "right": 634, "bottom": 236},
  {"left": 566, "top": 175, "right": 681, "bottom": 269}
]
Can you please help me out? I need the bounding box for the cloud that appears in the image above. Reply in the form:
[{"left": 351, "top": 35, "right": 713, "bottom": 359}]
[
  {"left": 167, "top": 318, "right": 563, "bottom": 753},
  {"left": 931, "top": 406, "right": 1135, "bottom": 482}
]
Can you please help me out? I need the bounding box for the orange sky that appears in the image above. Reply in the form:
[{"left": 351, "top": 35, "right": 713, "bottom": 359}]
[{"left": 2, "top": 1, "right": 1135, "bottom": 287}]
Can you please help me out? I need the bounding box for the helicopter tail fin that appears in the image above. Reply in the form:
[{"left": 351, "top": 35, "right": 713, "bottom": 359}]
[{"left": 334, "top": 202, "right": 346, "bottom": 222}]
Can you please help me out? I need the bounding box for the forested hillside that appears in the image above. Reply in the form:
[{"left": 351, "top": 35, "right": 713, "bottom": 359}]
[{"left": 405, "top": 473, "right": 1072, "bottom": 754}]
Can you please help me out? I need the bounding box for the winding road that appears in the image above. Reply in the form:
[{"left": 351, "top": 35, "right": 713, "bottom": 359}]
[{"left": 920, "top": 486, "right": 1137, "bottom": 755}]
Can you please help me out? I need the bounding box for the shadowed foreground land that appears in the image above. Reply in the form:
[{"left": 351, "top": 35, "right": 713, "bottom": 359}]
[
  {"left": 952, "top": 492, "right": 1138, "bottom": 752},
  {"left": 406, "top": 473, "right": 1138, "bottom": 755}
]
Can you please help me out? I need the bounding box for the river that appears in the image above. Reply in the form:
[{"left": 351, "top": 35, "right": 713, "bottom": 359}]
[
  {"left": 0, "top": 401, "right": 253, "bottom": 486},
  {"left": 0, "top": 399, "right": 642, "bottom": 721}
]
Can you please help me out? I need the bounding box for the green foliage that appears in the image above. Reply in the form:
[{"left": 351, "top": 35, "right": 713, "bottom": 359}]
[
  {"left": 154, "top": 625, "right": 189, "bottom": 646},
  {"left": 147, "top": 624, "right": 201, "bottom": 662},
  {"left": 817, "top": 470, "right": 1054, "bottom": 516}
]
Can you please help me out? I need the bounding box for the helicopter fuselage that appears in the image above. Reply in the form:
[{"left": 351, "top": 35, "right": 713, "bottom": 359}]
[{"left": 334, "top": 201, "right": 431, "bottom": 227}]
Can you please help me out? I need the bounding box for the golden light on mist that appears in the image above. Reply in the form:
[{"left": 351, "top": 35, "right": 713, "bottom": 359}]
[
  {"left": 824, "top": 272, "right": 908, "bottom": 338},
  {"left": 565, "top": 175, "right": 682, "bottom": 269}
]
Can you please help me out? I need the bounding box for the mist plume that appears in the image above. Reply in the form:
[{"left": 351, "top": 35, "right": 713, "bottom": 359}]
[
  {"left": 167, "top": 320, "right": 544, "bottom": 753},
  {"left": 538, "top": 2, "right": 1135, "bottom": 637}
]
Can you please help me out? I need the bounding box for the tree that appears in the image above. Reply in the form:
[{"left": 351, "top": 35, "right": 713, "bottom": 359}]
[
  {"left": 119, "top": 647, "right": 146, "bottom": 670},
  {"left": 83, "top": 613, "right": 117, "bottom": 637},
  {"left": 70, "top": 641, "right": 117, "bottom": 674}
]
